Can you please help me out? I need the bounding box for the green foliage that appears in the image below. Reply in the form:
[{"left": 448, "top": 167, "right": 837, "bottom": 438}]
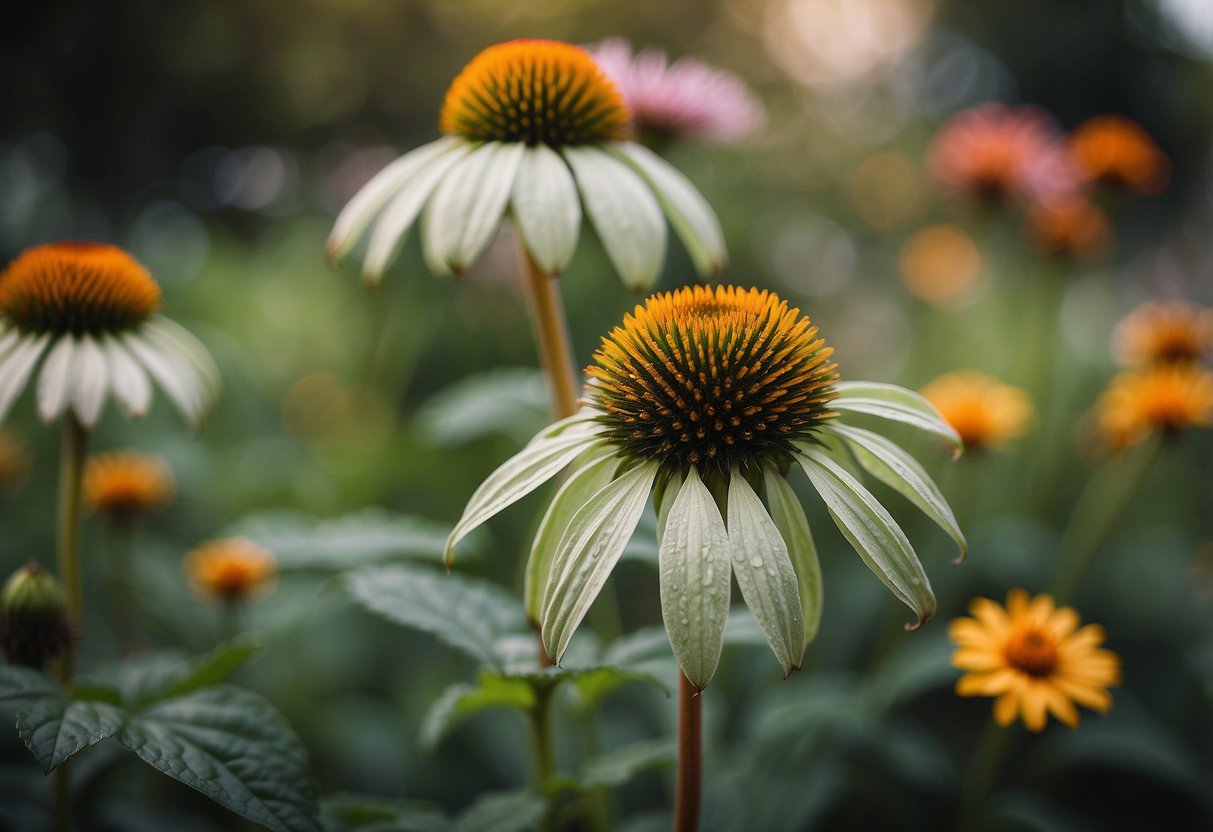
[
  {"left": 321, "top": 794, "right": 451, "bottom": 832},
  {"left": 415, "top": 368, "right": 548, "bottom": 447}
]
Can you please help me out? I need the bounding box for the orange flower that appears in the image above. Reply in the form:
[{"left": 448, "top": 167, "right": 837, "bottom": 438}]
[
  {"left": 1024, "top": 195, "right": 1111, "bottom": 261},
  {"left": 899, "top": 225, "right": 983, "bottom": 307},
  {"left": 183, "top": 538, "right": 277, "bottom": 602},
  {"left": 84, "top": 450, "right": 174, "bottom": 520},
  {"left": 1095, "top": 364, "right": 1213, "bottom": 449},
  {"left": 951, "top": 589, "right": 1121, "bottom": 731},
  {"left": 919, "top": 371, "right": 1033, "bottom": 451},
  {"left": 1070, "top": 115, "right": 1169, "bottom": 194},
  {"left": 1113, "top": 301, "right": 1213, "bottom": 368}
]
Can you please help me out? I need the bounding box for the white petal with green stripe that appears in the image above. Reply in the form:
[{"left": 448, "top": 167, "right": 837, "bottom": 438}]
[
  {"left": 762, "top": 464, "right": 823, "bottom": 650},
  {"left": 511, "top": 144, "right": 581, "bottom": 276},
  {"left": 831, "top": 381, "right": 962, "bottom": 456}
]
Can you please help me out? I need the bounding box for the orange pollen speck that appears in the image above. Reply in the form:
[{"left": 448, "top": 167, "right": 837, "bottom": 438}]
[
  {"left": 439, "top": 39, "right": 631, "bottom": 146},
  {"left": 0, "top": 242, "right": 161, "bottom": 336},
  {"left": 1003, "top": 627, "right": 1059, "bottom": 677}
]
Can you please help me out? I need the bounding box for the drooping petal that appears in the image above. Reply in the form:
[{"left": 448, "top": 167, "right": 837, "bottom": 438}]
[
  {"left": 727, "top": 471, "right": 804, "bottom": 677},
  {"left": 563, "top": 146, "right": 666, "bottom": 291},
  {"left": 123, "top": 332, "right": 203, "bottom": 429},
  {"left": 510, "top": 144, "right": 581, "bottom": 276},
  {"left": 658, "top": 469, "right": 732, "bottom": 691},
  {"left": 0, "top": 327, "right": 20, "bottom": 363},
  {"left": 327, "top": 136, "right": 463, "bottom": 266},
  {"left": 422, "top": 141, "right": 524, "bottom": 275},
  {"left": 0, "top": 334, "right": 50, "bottom": 424},
  {"left": 142, "top": 318, "right": 222, "bottom": 414},
  {"left": 361, "top": 141, "right": 473, "bottom": 286},
  {"left": 102, "top": 336, "right": 151, "bottom": 418},
  {"left": 610, "top": 142, "right": 726, "bottom": 278},
  {"left": 444, "top": 419, "right": 605, "bottom": 566},
  {"left": 824, "top": 423, "right": 967, "bottom": 562},
  {"left": 831, "top": 381, "right": 962, "bottom": 456},
  {"left": 797, "top": 447, "right": 936, "bottom": 628},
  {"left": 36, "top": 335, "right": 77, "bottom": 422},
  {"left": 542, "top": 459, "right": 659, "bottom": 665},
  {"left": 71, "top": 335, "right": 109, "bottom": 428},
  {"left": 524, "top": 448, "right": 617, "bottom": 624},
  {"left": 762, "top": 465, "right": 823, "bottom": 650}
]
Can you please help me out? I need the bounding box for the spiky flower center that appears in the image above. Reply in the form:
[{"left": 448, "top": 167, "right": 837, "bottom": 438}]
[
  {"left": 0, "top": 242, "right": 161, "bottom": 336},
  {"left": 587, "top": 285, "right": 838, "bottom": 473},
  {"left": 439, "top": 39, "right": 630, "bottom": 146},
  {"left": 1003, "top": 627, "right": 1059, "bottom": 678}
]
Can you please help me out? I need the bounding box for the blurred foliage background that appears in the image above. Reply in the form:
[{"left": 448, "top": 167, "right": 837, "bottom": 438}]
[{"left": 2, "top": 1, "right": 1212, "bottom": 830}]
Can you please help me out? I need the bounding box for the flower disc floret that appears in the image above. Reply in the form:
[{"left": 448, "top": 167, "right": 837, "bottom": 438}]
[
  {"left": 0, "top": 242, "right": 161, "bottom": 336},
  {"left": 587, "top": 285, "right": 838, "bottom": 473},
  {"left": 439, "top": 39, "right": 630, "bottom": 146}
]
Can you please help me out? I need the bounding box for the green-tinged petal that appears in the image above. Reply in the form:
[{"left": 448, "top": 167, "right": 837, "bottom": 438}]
[
  {"left": 362, "top": 142, "right": 473, "bottom": 285},
  {"left": 797, "top": 448, "right": 935, "bottom": 628},
  {"left": 763, "top": 465, "right": 823, "bottom": 648},
  {"left": 524, "top": 449, "right": 617, "bottom": 625},
  {"left": 563, "top": 146, "right": 666, "bottom": 291},
  {"left": 823, "top": 423, "right": 967, "bottom": 563},
  {"left": 422, "top": 141, "right": 524, "bottom": 275},
  {"left": 0, "top": 333, "right": 49, "bottom": 424},
  {"left": 832, "top": 381, "right": 962, "bottom": 456},
  {"left": 444, "top": 427, "right": 605, "bottom": 567},
  {"left": 542, "top": 460, "right": 659, "bottom": 665},
  {"left": 102, "top": 336, "right": 151, "bottom": 418},
  {"left": 71, "top": 336, "right": 109, "bottom": 428},
  {"left": 143, "top": 319, "right": 222, "bottom": 417},
  {"left": 658, "top": 470, "right": 732, "bottom": 690},
  {"left": 36, "top": 335, "right": 77, "bottom": 422},
  {"left": 610, "top": 142, "right": 726, "bottom": 277},
  {"left": 327, "top": 136, "right": 462, "bottom": 265},
  {"left": 0, "top": 327, "right": 19, "bottom": 362},
  {"left": 727, "top": 471, "right": 804, "bottom": 677},
  {"left": 123, "top": 333, "right": 204, "bottom": 429},
  {"left": 510, "top": 144, "right": 581, "bottom": 276}
]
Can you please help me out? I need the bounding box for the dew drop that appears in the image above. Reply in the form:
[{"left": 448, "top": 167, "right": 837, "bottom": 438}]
[{"left": 750, "top": 556, "right": 764, "bottom": 568}]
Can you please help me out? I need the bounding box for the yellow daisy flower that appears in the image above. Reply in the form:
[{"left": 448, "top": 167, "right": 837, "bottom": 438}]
[
  {"left": 84, "top": 450, "right": 175, "bottom": 521},
  {"left": 919, "top": 371, "right": 1033, "bottom": 452},
  {"left": 446, "top": 285, "right": 965, "bottom": 690},
  {"left": 1095, "top": 364, "right": 1213, "bottom": 450},
  {"left": 950, "top": 589, "right": 1121, "bottom": 731},
  {"left": 183, "top": 537, "right": 277, "bottom": 602},
  {"left": 328, "top": 39, "right": 725, "bottom": 290},
  {"left": 1113, "top": 301, "right": 1213, "bottom": 369}
]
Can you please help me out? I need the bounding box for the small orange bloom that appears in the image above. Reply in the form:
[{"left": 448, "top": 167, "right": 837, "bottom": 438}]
[
  {"left": 84, "top": 450, "right": 174, "bottom": 520},
  {"left": 1096, "top": 364, "right": 1213, "bottom": 449},
  {"left": 1025, "top": 196, "right": 1111, "bottom": 262},
  {"left": 919, "top": 371, "right": 1033, "bottom": 451},
  {"left": 183, "top": 538, "right": 277, "bottom": 602},
  {"left": 1113, "top": 301, "right": 1213, "bottom": 368},
  {"left": 899, "top": 225, "right": 983, "bottom": 306},
  {"left": 1070, "top": 115, "right": 1169, "bottom": 194}
]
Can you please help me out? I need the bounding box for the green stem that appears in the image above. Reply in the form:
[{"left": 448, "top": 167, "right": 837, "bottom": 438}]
[
  {"left": 674, "top": 672, "right": 702, "bottom": 832},
  {"left": 959, "top": 719, "right": 1013, "bottom": 832},
  {"left": 529, "top": 686, "right": 557, "bottom": 832},
  {"left": 520, "top": 247, "right": 581, "bottom": 421},
  {"left": 1047, "top": 434, "right": 1164, "bottom": 604},
  {"left": 104, "top": 521, "right": 143, "bottom": 657}
]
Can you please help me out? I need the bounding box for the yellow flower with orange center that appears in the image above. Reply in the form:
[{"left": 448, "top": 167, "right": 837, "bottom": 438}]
[
  {"left": 329, "top": 39, "right": 725, "bottom": 290},
  {"left": 1025, "top": 196, "right": 1111, "bottom": 262},
  {"left": 183, "top": 537, "right": 277, "bottom": 602},
  {"left": 0, "top": 242, "right": 220, "bottom": 429},
  {"left": 1070, "top": 115, "right": 1169, "bottom": 194},
  {"left": 84, "top": 450, "right": 175, "bottom": 521},
  {"left": 1113, "top": 301, "right": 1213, "bottom": 368},
  {"left": 1095, "top": 364, "right": 1213, "bottom": 450},
  {"left": 919, "top": 371, "right": 1033, "bottom": 451},
  {"left": 950, "top": 589, "right": 1121, "bottom": 731}
]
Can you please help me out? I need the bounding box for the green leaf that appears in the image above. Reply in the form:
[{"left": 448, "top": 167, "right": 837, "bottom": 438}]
[
  {"left": 78, "top": 636, "right": 264, "bottom": 708},
  {"left": 575, "top": 739, "right": 675, "bottom": 789},
  {"left": 117, "top": 685, "right": 321, "bottom": 832},
  {"left": 797, "top": 448, "right": 936, "bottom": 628},
  {"left": 831, "top": 381, "right": 962, "bottom": 455},
  {"left": 162, "top": 634, "right": 266, "bottom": 699},
  {"left": 420, "top": 674, "right": 536, "bottom": 751},
  {"left": 763, "top": 466, "right": 823, "bottom": 648},
  {"left": 415, "top": 368, "right": 549, "bottom": 447},
  {"left": 511, "top": 144, "right": 581, "bottom": 275},
  {"left": 17, "top": 696, "right": 125, "bottom": 773},
  {"left": 564, "top": 665, "right": 665, "bottom": 708},
  {"left": 0, "top": 664, "right": 57, "bottom": 706},
  {"left": 454, "top": 789, "right": 546, "bottom": 832},
  {"left": 602, "top": 627, "right": 676, "bottom": 681},
  {"left": 825, "top": 423, "right": 967, "bottom": 562},
  {"left": 346, "top": 564, "right": 529, "bottom": 671},
  {"left": 321, "top": 794, "right": 452, "bottom": 832},
  {"left": 227, "top": 509, "right": 466, "bottom": 570},
  {"left": 657, "top": 470, "right": 732, "bottom": 691},
  {"left": 726, "top": 472, "right": 804, "bottom": 677}
]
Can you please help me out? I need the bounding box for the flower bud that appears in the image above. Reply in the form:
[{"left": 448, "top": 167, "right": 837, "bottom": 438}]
[{"left": 0, "top": 562, "right": 72, "bottom": 668}]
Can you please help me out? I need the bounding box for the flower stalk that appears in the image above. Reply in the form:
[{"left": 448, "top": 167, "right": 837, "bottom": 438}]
[
  {"left": 674, "top": 671, "right": 703, "bottom": 832},
  {"left": 529, "top": 685, "right": 558, "bottom": 832},
  {"left": 55, "top": 414, "right": 88, "bottom": 683},
  {"left": 520, "top": 247, "right": 581, "bottom": 421},
  {"left": 958, "top": 719, "right": 1013, "bottom": 832}
]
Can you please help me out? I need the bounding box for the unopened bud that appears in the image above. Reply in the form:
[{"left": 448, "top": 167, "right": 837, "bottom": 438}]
[{"left": 0, "top": 562, "right": 72, "bottom": 668}]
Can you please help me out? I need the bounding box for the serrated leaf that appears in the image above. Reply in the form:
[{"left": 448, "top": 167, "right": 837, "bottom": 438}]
[
  {"left": 163, "top": 635, "right": 266, "bottom": 699},
  {"left": 78, "top": 637, "right": 263, "bottom": 708},
  {"left": 0, "top": 665, "right": 58, "bottom": 706},
  {"left": 415, "top": 368, "right": 549, "bottom": 447},
  {"left": 117, "top": 685, "right": 321, "bottom": 832},
  {"left": 17, "top": 696, "right": 125, "bottom": 773},
  {"left": 420, "top": 675, "right": 536, "bottom": 751},
  {"left": 346, "top": 564, "right": 529, "bottom": 671},
  {"left": 454, "top": 789, "right": 546, "bottom": 832},
  {"left": 321, "top": 794, "right": 452, "bottom": 832},
  {"left": 226, "top": 509, "right": 466, "bottom": 570}
]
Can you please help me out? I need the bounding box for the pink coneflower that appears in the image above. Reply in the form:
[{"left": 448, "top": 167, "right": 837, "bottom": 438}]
[
  {"left": 587, "top": 38, "right": 765, "bottom": 146},
  {"left": 927, "top": 104, "right": 1082, "bottom": 209}
]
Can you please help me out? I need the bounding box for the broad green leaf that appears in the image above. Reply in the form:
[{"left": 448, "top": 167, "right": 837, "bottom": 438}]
[
  {"left": 563, "top": 146, "right": 666, "bottom": 291},
  {"left": 118, "top": 685, "right": 320, "bottom": 832},
  {"left": 17, "top": 696, "right": 125, "bottom": 773},
  {"left": 454, "top": 789, "right": 546, "bottom": 832},
  {"left": 564, "top": 665, "right": 665, "bottom": 708},
  {"left": 825, "top": 423, "right": 967, "bottom": 562},
  {"left": 0, "top": 665, "right": 57, "bottom": 706},
  {"left": 346, "top": 564, "right": 529, "bottom": 671},
  {"left": 162, "top": 634, "right": 266, "bottom": 699},
  {"left": 78, "top": 637, "right": 263, "bottom": 708},
  {"left": 575, "top": 739, "right": 676, "bottom": 789},
  {"left": 658, "top": 470, "right": 732, "bottom": 691},
  {"left": 542, "top": 460, "right": 660, "bottom": 665},
  {"left": 321, "top": 794, "right": 451, "bottom": 832},
  {"left": 763, "top": 467, "right": 823, "bottom": 647},
  {"left": 444, "top": 421, "right": 603, "bottom": 565},
  {"left": 415, "top": 368, "right": 549, "bottom": 447},
  {"left": 797, "top": 448, "right": 935, "bottom": 628},
  {"left": 524, "top": 450, "right": 617, "bottom": 624},
  {"left": 421, "top": 675, "right": 535, "bottom": 751},
  {"left": 831, "top": 381, "right": 961, "bottom": 455},
  {"left": 602, "top": 627, "right": 677, "bottom": 680},
  {"left": 510, "top": 144, "right": 581, "bottom": 275},
  {"left": 726, "top": 473, "right": 804, "bottom": 676},
  {"left": 226, "top": 509, "right": 466, "bottom": 570}
]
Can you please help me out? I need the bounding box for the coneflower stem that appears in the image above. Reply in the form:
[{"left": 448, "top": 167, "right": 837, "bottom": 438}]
[
  {"left": 520, "top": 248, "right": 580, "bottom": 420},
  {"left": 959, "top": 719, "right": 1012, "bottom": 832},
  {"left": 104, "top": 521, "right": 143, "bottom": 657},
  {"left": 56, "top": 414, "right": 88, "bottom": 684},
  {"left": 1048, "top": 434, "right": 1164, "bottom": 604},
  {"left": 674, "top": 672, "right": 702, "bottom": 832},
  {"left": 529, "top": 685, "right": 557, "bottom": 832}
]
